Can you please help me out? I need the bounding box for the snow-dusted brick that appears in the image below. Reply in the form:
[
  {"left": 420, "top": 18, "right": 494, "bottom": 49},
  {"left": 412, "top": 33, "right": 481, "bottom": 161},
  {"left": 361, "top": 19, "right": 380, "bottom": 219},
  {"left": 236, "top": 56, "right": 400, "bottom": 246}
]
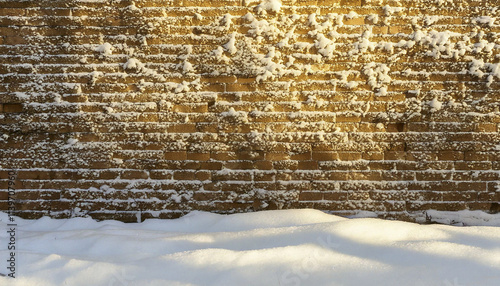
[{"left": 0, "top": 0, "right": 499, "bottom": 221}]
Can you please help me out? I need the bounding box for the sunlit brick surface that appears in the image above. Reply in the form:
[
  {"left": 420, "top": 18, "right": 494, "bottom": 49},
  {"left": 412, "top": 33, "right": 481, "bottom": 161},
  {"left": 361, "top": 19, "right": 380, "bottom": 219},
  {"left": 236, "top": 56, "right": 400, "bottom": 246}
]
[{"left": 1, "top": 0, "right": 499, "bottom": 221}]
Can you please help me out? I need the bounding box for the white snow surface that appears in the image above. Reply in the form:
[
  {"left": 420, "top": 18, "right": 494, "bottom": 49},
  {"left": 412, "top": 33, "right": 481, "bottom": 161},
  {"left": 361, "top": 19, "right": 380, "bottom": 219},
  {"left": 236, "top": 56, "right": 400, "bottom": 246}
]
[{"left": 1, "top": 209, "right": 500, "bottom": 286}]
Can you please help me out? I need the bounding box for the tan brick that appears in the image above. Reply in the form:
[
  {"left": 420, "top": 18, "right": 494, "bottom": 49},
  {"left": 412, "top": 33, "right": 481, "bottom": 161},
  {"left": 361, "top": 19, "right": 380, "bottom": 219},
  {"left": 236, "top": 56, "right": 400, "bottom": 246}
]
[
  {"left": 341, "top": 0, "right": 362, "bottom": 5},
  {"left": 4, "top": 36, "right": 26, "bottom": 45},
  {"left": 236, "top": 151, "right": 264, "bottom": 160},
  {"left": 437, "top": 151, "right": 464, "bottom": 161},
  {"left": 173, "top": 104, "right": 208, "bottom": 113},
  {"left": 455, "top": 162, "right": 492, "bottom": 170},
  {"left": 195, "top": 171, "right": 211, "bottom": 181},
  {"left": 199, "top": 162, "right": 223, "bottom": 170},
  {"left": 349, "top": 171, "right": 383, "bottom": 181},
  {"left": 254, "top": 160, "right": 274, "bottom": 170},
  {"left": 173, "top": 171, "right": 195, "bottom": 180},
  {"left": 254, "top": 172, "right": 275, "bottom": 181},
  {"left": 312, "top": 151, "right": 339, "bottom": 161},
  {"left": 338, "top": 152, "right": 362, "bottom": 161},
  {"left": 236, "top": 77, "right": 257, "bottom": 83},
  {"left": 187, "top": 152, "right": 210, "bottom": 161},
  {"left": 201, "top": 76, "right": 236, "bottom": 84},
  {"left": 291, "top": 152, "right": 312, "bottom": 160},
  {"left": 265, "top": 152, "right": 290, "bottom": 161},
  {"left": 372, "top": 26, "right": 388, "bottom": 34},
  {"left": 224, "top": 161, "right": 255, "bottom": 170},
  {"left": 297, "top": 161, "right": 318, "bottom": 170},
  {"left": 167, "top": 124, "right": 196, "bottom": 133},
  {"left": 201, "top": 83, "right": 225, "bottom": 92},
  {"left": 344, "top": 17, "right": 365, "bottom": 25},
  {"left": 149, "top": 170, "right": 172, "bottom": 180},
  {"left": 363, "top": 152, "right": 384, "bottom": 160},
  {"left": 0, "top": 8, "right": 26, "bottom": 16},
  {"left": 211, "top": 152, "right": 237, "bottom": 161},
  {"left": 164, "top": 151, "right": 187, "bottom": 161},
  {"left": 464, "top": 151, "right": 489, "bottom": 161},
  {"left": 226, "top": 83, "right": 256, "bottom": 92},
  {"left": 336, "top": 114, "right": 361, "bottom": 122},
  {"left": 385, "top": 151, "right": 406, "bottom": 160},
  {"left": 299, "top": 192, "right": 323, "bottom": 201},
  {"left": 2, "top": 103, "right": 23, "bottom": 113}
]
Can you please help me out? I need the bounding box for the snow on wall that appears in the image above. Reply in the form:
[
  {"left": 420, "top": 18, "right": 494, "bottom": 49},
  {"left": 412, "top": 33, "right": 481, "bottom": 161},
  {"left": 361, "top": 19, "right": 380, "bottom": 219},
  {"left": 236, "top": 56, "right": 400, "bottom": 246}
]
[{"left": 0, "top": 0, "right": 499, "bottom": 222}]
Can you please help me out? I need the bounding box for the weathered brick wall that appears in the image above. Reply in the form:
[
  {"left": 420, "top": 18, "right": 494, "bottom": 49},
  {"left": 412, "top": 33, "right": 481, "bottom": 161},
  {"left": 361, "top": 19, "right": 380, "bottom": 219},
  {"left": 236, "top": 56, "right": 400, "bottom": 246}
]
[{"left": 0, "top": 0, "right": 499, "bottom": 222}]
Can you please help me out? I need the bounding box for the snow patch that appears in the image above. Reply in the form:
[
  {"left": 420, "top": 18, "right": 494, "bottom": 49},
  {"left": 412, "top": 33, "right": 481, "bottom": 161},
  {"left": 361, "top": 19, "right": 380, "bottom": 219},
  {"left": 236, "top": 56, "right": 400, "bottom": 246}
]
[
  {"left": 223, "top": 33, "right": 237, "bottom": 55},
  {"left": 424, "top": 210, "right": 500, "bottom": 226},
  {"left": 256, "top": 0, "right": 282, "bottom": 14},
  {"left": 95, "top": 43, "right": 113, "bottom": 55}
]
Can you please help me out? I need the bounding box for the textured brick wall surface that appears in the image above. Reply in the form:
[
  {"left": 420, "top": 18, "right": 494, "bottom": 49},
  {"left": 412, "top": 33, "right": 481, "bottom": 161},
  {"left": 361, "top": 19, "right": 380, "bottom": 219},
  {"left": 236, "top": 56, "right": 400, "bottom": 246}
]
[{"left": 0, "top": 0, "right": 499, "bottom": 222}]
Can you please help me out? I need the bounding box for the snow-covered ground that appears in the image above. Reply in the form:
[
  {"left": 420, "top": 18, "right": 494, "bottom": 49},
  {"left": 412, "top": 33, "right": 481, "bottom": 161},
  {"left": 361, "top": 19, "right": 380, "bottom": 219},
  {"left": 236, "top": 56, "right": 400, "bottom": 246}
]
[{"left": 1, "top": 209, "right": 500, "bottom": 286}]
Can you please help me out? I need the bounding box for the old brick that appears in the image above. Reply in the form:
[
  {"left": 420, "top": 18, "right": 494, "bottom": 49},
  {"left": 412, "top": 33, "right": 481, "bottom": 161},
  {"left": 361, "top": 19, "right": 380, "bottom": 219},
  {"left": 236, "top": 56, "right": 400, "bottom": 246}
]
[
  {"left": 187, "top": 152, "right": 210, "bottom": 161},
  {"left": 254, "top": 172, "right": 275, "bottom": 181},
  {"left": 337, "top": 152, "right": 362, "bottom": 161},
  {"left": 362, "top": 152, "right": 384, "bottom": 160},
  {"left": 211, "top": 152, "right": 237, "bottom": 161},
  {"left": 265, "top": 152, "right": 290, "bottom": 161},
  {"left": 291, "top": 152, "right": 312, "bottom": 160},
  {"left": 3, "top": 103, "right": 23, "bottom": 113},
  {"left": 195, "top": 171, "right": 211, "bottom": 181},
  {"left": 344, "top": 16, "right": 364, "bottom": 25},
  {"left": 224, "top": 161, "right": 255, "bottom": 170},
  {"left": 254, "top": 160, "right": 274, "bottom": 170},
  {"left": 437, "top": 151, "right": 464, "bottom": 161},
  {"left": 199, "top": 162, "right": 223, "bottom": 170},
  {"left": 312, "top": 151, "right": 339, "bottom": 161},
  {"left": 164, "top": 151, "right": 187, "bottom": 161},
  {"left": 464, "top": 151, "right": 489, "bottom": 161},
  {"left": 299, "top": 192, "right": 323, "bottom": 201},
  {"left": 167, "top": 124, "right": 196, "bottom": 133},
  {"left": 173, "top": 171, "right": 196, "bottom": 180},
  {"left": 226, "top": 83, "right": 255, "bottom": 92},
  {"left": 476, "top": 123, "right": 497, "bottom": 132},
  {"left": 297, "top": 161, "right": 319, "bottom": 170}
]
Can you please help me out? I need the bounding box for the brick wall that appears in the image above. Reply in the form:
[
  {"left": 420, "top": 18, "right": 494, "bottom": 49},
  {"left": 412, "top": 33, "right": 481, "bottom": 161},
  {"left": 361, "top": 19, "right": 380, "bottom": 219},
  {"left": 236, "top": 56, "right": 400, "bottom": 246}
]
[{"left": 1, "top": 0, "right": 499, "bottom": 222}]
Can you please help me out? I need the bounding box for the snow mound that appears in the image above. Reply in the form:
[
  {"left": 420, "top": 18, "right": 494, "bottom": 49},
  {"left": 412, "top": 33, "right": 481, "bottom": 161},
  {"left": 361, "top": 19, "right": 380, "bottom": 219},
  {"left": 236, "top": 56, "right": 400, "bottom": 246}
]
[
  {"left": 194, "top": 209, "right": 346, "bottom": 232},
  {"left": 1, "top": 210, "right": 500, "bottom": 285},
  {"left": 424, "top": 210, "right": 500, "bottom": 226}
]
